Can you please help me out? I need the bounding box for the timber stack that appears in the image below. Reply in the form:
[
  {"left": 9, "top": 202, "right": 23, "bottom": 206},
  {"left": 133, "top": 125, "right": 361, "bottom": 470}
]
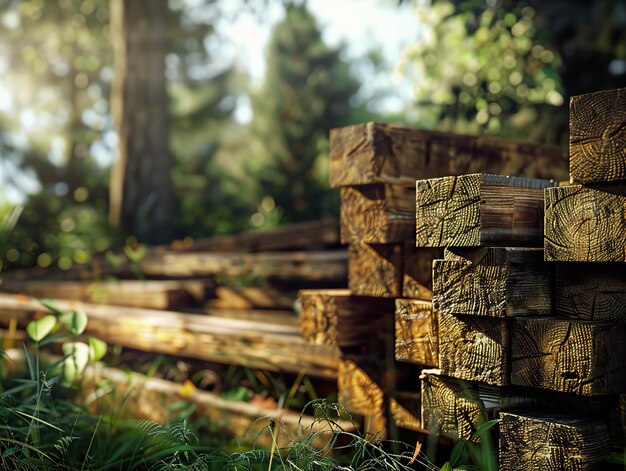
[{"left": 299, "top": 122, "right": 571, "bottom": 440}]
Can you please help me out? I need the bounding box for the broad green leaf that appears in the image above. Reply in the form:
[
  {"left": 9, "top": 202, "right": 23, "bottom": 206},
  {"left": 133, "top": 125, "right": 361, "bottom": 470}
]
[
  {"left": 450, "top": 440, "right": 467, "bottom": 467},
  {"left": 88, "top": 337, "right": 107, "bottom": 361},
  {"left": 440, "top": 463, "right": 452, "bottom": 471},
  {"left": 62, "top": 342, "right": 90, "bottom": 380},
  {"left": 59, "top": 310, "right": 88, "bottom": 335},
  {"left": 38, "top": 299, "right": 62, "bottom": 315},
  {"left": 470, "top": 419, "right": 500, "bottom": 440},
  {"left": 26, "top": 315, "right": 57, "bottom": 341}
]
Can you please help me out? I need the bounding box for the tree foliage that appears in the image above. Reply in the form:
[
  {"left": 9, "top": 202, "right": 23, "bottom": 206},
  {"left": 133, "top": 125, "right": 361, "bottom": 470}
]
[{"left": 249, "top": 3, "right": 360, "bottom": 225}]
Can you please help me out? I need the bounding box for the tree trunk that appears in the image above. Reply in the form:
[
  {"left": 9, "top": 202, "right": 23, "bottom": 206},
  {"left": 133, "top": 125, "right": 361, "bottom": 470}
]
[{"left": 109, "top": 0, "right": 175, "bottom": 244}]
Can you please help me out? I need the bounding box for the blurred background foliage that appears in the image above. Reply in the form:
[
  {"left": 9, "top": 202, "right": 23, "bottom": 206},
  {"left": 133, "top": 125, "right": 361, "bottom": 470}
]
[{"left": 0, "top": 0, "right": 625, "bottom": 270}]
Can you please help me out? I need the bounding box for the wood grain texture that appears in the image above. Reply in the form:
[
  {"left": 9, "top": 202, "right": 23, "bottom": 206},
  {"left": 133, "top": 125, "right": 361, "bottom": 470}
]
[
  {"left": 402, "top": 243, "right": 441, "bottom": 299},
  {"left": 337, "top": 356, "right": 388, "bottom": 438},
  {"left": 416, "top": 174, "right": 555, "bottom": 247},
  {"left": 138, "top": 250, "right": 348, "bottom": 286},
  {"left": 420, "top": 369, "right": 536, "bottom": 440},
  {"left": 438, "top": 312, "right": 510, "bottom": 386},
  {"left": 340, "top": 184, "right": 415, "bottom": 244},
  {"left": 0, "top": 279, "right": 214, "bottom": 310},
  {"left": 0, "top": 293, "right": 340, "bottom": 378},
  {"left": 544, "top": 185, "right": 626, "bottom": 262},
  {"left": 395, "top": 299, "right": 438, "bottom": 367},
  {"left": 570, "top": 87, "right": 626, "bottom": 184},
  {"left": 391, "top": 391, "right": 423, "bottom": 432},
  {"left": 174, "top": 219, "right": 340, "bottom": 253},
  {"left": 499, "top": 411, "right": 610, "bottom": 471},
  {"left": 329, "top": 123, "right": 568, "bottom": 188},
  {"left": 348, "top": 243, "right": 402, "bottom": 297},
  {"left": 433, "top": 247, "right": 552, "bottom": 317},
  {"left": 555, "top": 263, "right": 626, "bottom": 324},
  {"left": 511, "top": 317, "right": 626, "bottom": 395},
  {"left": 298, "top": 289, "right": 394, "bottom": 348}
]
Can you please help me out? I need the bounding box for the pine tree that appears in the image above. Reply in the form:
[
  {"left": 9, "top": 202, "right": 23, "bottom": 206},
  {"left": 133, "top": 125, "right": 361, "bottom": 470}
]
[{"left": 250, "top": 3, "right": 360, "bottom": 224}]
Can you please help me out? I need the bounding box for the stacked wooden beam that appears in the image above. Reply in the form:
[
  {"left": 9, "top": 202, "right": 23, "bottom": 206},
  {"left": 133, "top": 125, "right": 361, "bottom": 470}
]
[
  {"left": 299, "top": 122, "right": 569, "bottom": 438},
  {"left": 419, "top": 175, "right": 557, "bottom": 440},
  {"left": 414, "top": 88, "right": 626, "bottom": 469}
]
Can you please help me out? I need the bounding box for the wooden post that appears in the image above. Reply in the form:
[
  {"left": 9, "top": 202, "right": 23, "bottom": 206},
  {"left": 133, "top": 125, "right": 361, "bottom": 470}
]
[
  {"left": 416, "top": 174, "right": 555, "bottom": 247},
  {"left": 499, "top": 411, "right": 610, "bottom": 470},
  {"left": 554, "top": 263, "right": 626, "bottom": 324},
  {"left": 329, "top": 123, "right": 568, "bottom": 188},
  {"left": 544, "top": 184, "right": 626, "bottom": 262},
  {"left": 511, "top": 317, "right": 626, "bottom": 395},
  {"left": 298, "top": 289, "right": 394, "bottom": 348},
  {"left": 348, "top": 243, "right": 402, "bottom": 297},
  {"left": 438, "top": 312, "right": 510, "bottom": 386},
  {"left": 420, "top": 369, "right": 535, "bottom": 440},
  {"left": 395, "top": 299, "right": 438, "bottom": 367},
  {"left": 432, "top": 247, "right": 552, "bottom": 318},
  {"left": 569, "top": 87, "right": 626, "bottom": 184},
  {"left": 340, "top": 184, "right": 415, "bottom": 244}
]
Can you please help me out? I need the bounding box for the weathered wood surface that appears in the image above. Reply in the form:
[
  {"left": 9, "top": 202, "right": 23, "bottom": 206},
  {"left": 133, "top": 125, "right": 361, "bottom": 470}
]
[
  {"left": 555, "top": 263, "right": 626, "bottom": 324},
  {"left": 348, "top": 243, "right": 402, "bottom": 297},
  {"left": 206, "top": 286, "right": 295, "bottom": 310},
  {"left": 139, "top": 250, "right": 348, "bottom": 287},
  {"left": 3, "top": 250, "right": 348, "bottom": 287},
  {"left": 544, "top": 184, "right": 626, "bottom": 262},
  {"left": 395, "top": 299, "right": 438, "bottom": 367},
  {"left": 402, "top": 243, "right": 441, "bottom": 299},
  {"left": 0, "top": 279, "right": 214, "bottom": 310},
  {"left": 191, "top": 308, "right": 299, "bottom": 326},
  {"left": 499, "top": 411, "right": 610, "bottom": 470},
  {"left": 438, "top": 312, "right": 510, "bottom": 386},
  {"left": 298, "top": 289, "right": 394, "bottom": 348},
  {"left": 391, "top": 391, "right": 423, "bottom": 432},
  {"left": 570, "top": 87, "right": 626, "bottom": 184},
  {"left": 0, "top": 294, "right": 340, "bottom": 378},
  {"left": 511, "top": 317, "right": 626, "bottom": 395},
  {"left": 337, "top": 356, "right": 388, "bottom": 437},
  {"left": 416, "top": 174, "right": 555, "bottom": 247},
  {"left": 433, "top": 247, "right": 552, "bottom": 317},
  {"left": 420, "top": 369, "right": 536, "bottom": 440},
  {"left": 338, "top": 356, "right": 422, "bottom": 437},
  {"left": 329, "top": 123, "right": 568, "bottom": 188},
  {"left": 340, "top": 184, "right": 415, "bottom": 244},
  {"left": 171, "top": 219, "right": 340, "bottom": 253}
]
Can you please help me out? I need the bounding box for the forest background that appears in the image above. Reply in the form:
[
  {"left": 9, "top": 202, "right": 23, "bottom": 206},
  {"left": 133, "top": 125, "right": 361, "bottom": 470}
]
[{"left": 1, "top": 0, "right": 625, "bottom": 270}]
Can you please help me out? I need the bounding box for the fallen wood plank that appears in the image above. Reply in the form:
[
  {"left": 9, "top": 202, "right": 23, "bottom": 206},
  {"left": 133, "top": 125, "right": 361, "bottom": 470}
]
[
  {"left": 416, "top": 174, "right": 555, "bottom": 247},
  {"left": 555, "top": 263, "right": 626, "bottom": 324},
  {"left": 544, "top": 184, "right": 626, "bottom": 262},
  {"left": 138, "top": 250, "right": 348, "bottom": 287},
  {"left": 511, "top": 317, "right": 626, "bottom": 395},
  {"left": 340, "top": 184, "right": 415, "bottom": 244},
  {"left": 420, "top": 369, "right": 536, "bottom": 440},
  {"left": 329, "top": 123, "right": 568, "bottom": 188},
  {"left": 188, "top": 307, "right": 299, "bottom": 327},
  {"left": 348, "top": 243, "right": 402, "bottom": 298},
  {"left": 0, "top": 279, "right": 214, "bottom": 310},
  {"left": 394, "top": 299, "right": 438, "bottom": 368},
  {"left": 438, "top": 312, "right": 510, "bottom": 386},
  {"left": 171, "top": 219, "right": 340, "bottom": 253},
  {"left": 0, "top": 294, "right": 340, "bottom": 378},
  {"left": 2, "top": 349, "right": 354, "bottom": 450},
  {"left": 206, "top": 286, "right": 295, "bottom": 310},
  {"left": 570, "top": 87, "right": 626, "bottom": 184},
  {"left": 499, "top": 411, "right": 610, "bottom": 470},
  {"left": 298, "top": 289, "right": 394, "bottom": 348},
  {"left": 432, "top": 248, "right": 552, "bottom": 317}
]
